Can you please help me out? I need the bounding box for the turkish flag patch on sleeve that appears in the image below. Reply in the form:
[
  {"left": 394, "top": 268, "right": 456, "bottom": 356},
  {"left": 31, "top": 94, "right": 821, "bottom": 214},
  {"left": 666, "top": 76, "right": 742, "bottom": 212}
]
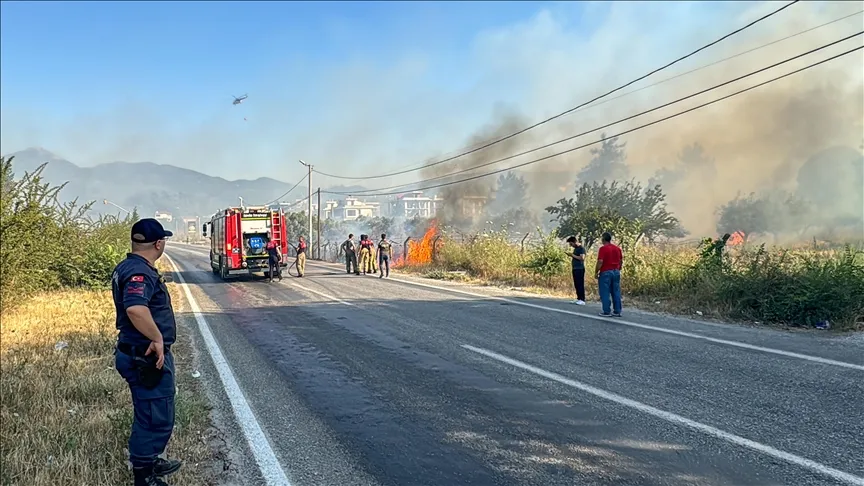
[{"left": 130, "top": 275, "right": 145, "bottom": 282}]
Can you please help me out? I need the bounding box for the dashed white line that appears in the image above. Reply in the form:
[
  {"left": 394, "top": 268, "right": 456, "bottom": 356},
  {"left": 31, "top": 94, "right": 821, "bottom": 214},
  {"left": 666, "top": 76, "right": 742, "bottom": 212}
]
[
  {"left": 165, "top": 253, "right": 293, "bottom": 486},
  {"left": 303, "top": 261, "right": 864, "bottom": 372},
  {"left": 462, "top": 344, "right": 864, "bottom": 486}
]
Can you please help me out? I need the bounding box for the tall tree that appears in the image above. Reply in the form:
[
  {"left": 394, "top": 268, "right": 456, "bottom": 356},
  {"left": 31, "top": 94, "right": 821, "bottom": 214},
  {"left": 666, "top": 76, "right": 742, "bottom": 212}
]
[
  {"left": 650, "top": 142, "right": 716, "bottom": 189},
  {"left": 488, "top": 171, "right": 529, "bottom": 215},
  {"left": 715, "top": 193, "right": 769, "bottom": 243},
  {"left": 575, "top": 133, "right": 629, "bottom": 186},
  {"left": 546, "top": 180, "right": 682, "bottom": 249}
]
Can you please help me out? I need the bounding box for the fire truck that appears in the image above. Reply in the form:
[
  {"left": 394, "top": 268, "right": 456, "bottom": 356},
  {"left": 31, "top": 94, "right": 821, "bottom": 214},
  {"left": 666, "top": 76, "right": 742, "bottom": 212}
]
[{"left": 202, "top": 206, "right": 288, "bottom": 280}]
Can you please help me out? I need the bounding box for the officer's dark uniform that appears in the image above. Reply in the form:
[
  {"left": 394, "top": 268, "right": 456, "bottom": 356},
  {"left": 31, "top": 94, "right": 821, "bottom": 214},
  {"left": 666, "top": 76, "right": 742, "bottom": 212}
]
[{"left": 112, "top": 218, "right": 181, "bottom": 485}]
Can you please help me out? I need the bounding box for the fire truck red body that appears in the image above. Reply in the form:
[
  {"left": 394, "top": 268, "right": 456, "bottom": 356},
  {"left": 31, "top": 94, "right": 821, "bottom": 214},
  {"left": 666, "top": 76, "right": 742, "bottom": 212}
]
[{"left": 203, "top": 206, "right": 288, "bottom": 279}]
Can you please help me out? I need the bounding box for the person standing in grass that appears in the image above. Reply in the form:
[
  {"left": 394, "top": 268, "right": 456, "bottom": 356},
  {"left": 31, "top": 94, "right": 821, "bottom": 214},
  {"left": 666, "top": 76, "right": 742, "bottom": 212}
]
[
  {"left": 111, "top": 218, "right": 182, "bottom": 486},
  {"left": 566, "top": 235, "right": 586, "bottom": 305},
  {"left": 595, "top": 232, "right": 623, "bottom": 317}
]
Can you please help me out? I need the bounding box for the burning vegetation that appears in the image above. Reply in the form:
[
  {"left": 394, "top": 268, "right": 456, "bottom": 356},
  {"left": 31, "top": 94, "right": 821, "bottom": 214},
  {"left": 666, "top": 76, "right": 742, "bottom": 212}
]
[{"left": 395, "top": 219, "right": 439, "bottom": 267}]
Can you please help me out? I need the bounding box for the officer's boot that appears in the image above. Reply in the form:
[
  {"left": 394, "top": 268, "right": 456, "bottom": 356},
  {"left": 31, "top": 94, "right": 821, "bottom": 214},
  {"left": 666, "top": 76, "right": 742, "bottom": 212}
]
[
  {"left": 153, "top": 457, "right": 183, "bottom": 476},
  {"left": 133, "top": 466, "right": 170, "bottom": 486}
]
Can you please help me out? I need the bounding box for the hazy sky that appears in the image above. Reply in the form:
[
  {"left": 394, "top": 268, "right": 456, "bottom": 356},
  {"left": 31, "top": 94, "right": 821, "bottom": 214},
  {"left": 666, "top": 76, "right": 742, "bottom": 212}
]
[{"left": 1, "top": 0, "right": 861, "bottom": 196}]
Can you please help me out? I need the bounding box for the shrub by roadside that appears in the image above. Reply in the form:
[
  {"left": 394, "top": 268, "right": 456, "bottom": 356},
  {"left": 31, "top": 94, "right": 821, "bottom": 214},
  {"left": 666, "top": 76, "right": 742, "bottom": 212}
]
[
  {"left": 409, "top": 230, "right": 864, "bottom": 330},
  {"left": 0, "top": 154, "right": 223, "bottom": 483},
  {"left": 0, "top": 156, "right": 133, "bottom": 309}
]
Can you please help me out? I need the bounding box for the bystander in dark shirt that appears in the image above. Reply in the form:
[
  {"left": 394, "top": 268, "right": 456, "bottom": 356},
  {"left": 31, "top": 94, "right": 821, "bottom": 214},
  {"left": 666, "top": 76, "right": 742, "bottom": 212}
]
[{"left": 572, "top": 245, "right": 586, "bottom": 270}]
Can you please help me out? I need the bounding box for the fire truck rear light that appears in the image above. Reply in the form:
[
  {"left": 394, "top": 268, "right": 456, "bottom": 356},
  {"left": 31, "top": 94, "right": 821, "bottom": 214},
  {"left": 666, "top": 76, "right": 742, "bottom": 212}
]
[{"left": 226, "top": 243, "right": 232, "bottom": 251}]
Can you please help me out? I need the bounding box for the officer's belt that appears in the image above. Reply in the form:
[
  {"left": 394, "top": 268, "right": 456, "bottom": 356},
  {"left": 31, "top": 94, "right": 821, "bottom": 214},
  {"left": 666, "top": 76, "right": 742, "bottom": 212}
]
[{"left": 117, "top": 342, "right": 171, "bottom": 357}]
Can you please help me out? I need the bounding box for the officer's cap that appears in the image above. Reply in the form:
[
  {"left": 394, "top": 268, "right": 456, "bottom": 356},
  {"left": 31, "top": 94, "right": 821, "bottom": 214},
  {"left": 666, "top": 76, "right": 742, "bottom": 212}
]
[{"left": 131, "top": 218, "right": 174, "bottom": 243}]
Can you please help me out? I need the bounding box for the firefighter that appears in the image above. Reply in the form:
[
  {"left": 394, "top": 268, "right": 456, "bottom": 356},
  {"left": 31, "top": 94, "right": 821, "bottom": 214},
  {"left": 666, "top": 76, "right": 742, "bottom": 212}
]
[
  {"left": 378, "top": 233, "right": 392, "bottom": 278},
  {"left": 112, "top": 218, "right": 182, "bottom": 486},
  {"left": 295, "top": 236, "right": 307, "bottom": 277},
  {"left": 266, "top": 239, "right": 282, "bottom": 282},
  {"left": 341, "top": 233, "right": 359, "bottom": 275},
  {"left": 359, "top": 234, "right": 376, "bottom": 275}
]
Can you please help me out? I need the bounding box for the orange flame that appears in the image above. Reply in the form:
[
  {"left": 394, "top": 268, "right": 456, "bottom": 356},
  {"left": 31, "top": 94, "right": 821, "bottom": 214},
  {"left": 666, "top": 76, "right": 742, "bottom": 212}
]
[
  {"left": 728, "top": 231, "right": 745, "bottom": 246},
  {"left": 396, "top": 220, "right": 439, "bottom": 267}
]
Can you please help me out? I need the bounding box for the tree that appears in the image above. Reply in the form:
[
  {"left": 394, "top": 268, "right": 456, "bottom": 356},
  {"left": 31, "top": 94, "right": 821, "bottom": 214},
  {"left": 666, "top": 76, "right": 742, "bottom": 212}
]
[
  {"left": 487, "top": 171, "right": 529, "bottom": 215},
  {"left": 575, "top": 133, "right": 629, "bottom": 186},
  {"left": 546, "top": 180, "right": 683, "bottom": 250},
  {"left": 487, "top": 207, "right": 540, "bottom": 236},
  {"left": 356, "top": 215, "right": 394, "bottom": 237},
  {"left": 715, "top": 193, "right": 769, "bottom": 243},
  {"left": 284, "top": 211, "right": 307, "bottom": 240},
  {"left": 403, "top": 216, "right": 431, "bottom": 236},
  {"left": 649, "top": 142, "right": 716, "bottom": 189}
]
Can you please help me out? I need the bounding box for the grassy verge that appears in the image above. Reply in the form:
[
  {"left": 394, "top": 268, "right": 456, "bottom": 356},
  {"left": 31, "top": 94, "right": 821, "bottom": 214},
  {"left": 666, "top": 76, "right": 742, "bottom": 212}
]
[
  {"left": 0, "top": 286, "right": 218, "bottom": 485},
  {"left": 403, "top": 234, "right": 864, "bottom": 330}
]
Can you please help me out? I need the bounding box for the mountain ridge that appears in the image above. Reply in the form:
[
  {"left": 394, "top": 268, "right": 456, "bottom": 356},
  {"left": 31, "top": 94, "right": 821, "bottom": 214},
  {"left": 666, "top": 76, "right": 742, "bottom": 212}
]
[{"left": 3, "top": 147, "right": 371, "bottom": 225}]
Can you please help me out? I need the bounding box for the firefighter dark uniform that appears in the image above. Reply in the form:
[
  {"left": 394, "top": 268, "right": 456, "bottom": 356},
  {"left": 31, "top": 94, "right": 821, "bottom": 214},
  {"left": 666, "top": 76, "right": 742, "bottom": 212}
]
[
  {"left": 266, "top": 240, "right": 282, "bottom": 281},
  {"left": 112, "top": 219, "right": 181, "bottom": 485},
  {"left": 342, "top": 236, "right": 359, "bottom": 275}
]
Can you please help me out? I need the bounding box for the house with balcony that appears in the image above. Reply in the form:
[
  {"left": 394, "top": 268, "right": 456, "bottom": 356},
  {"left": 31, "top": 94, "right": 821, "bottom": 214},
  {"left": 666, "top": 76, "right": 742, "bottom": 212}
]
[
  {"left": 390, "top": 191, "right": 444, "bottom": 219},
  {"left": 331, "top": 197, "right": 381, "bottom": 221}
]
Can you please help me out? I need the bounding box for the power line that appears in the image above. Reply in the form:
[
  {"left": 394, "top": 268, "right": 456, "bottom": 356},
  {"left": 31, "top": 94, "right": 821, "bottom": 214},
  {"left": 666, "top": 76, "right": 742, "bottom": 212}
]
[
  {"left": 331, "top": 8, "right": 861, "bottom": 186},
  {"left": 325, "top": 31, "right": 863, "bottom": 196},
  {"left": 314, "top": 0, "right": 801, "bottom": 181},
  {"left": 280, "top": 193, "right": 312, "bottom": 211},
  {"left": 323, "top": 44, "right": 861, "bottom": 198},
  {"left": 265, "top": 172, "right": 309, "bottom": 206},
  {"left": 336, "top": 25, "right": 864, "bottom": 195}
]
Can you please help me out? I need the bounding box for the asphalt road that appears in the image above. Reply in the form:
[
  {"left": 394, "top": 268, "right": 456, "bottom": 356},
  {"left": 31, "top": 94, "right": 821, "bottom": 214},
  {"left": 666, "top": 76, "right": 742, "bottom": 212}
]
[{"left": 166, "top": 244, "right": 864, "bottom": 486}]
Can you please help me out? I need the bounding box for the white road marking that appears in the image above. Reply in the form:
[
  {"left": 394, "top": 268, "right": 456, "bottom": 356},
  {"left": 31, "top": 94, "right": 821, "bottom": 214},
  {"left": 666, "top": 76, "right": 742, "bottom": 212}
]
[
  {"left": 462, "top": 344, "right": 864, "bottom": 486},
  {"left": 174, "top": 248, "right": 864, "bottom": 372},
  {"left": 302, "top": 261, "right": 864, "bottom": 372},
  {"left": 165, "top": 253, "right": 293, "bottom": 486}
]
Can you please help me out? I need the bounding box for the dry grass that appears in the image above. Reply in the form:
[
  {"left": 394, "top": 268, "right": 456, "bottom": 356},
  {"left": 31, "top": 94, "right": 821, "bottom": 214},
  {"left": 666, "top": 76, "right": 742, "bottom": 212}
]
[{"left": 0, "top": 285, "right": 217, "bottom": 485}]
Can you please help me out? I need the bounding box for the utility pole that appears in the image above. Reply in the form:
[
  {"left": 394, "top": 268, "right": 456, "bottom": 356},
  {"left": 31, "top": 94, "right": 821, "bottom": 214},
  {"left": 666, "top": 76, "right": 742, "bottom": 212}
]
[
  {"left": 238, "top": 196, "right": 244, "bottom": 209},
  {"left": 299, "top": 160, "right": 312, "bottom": 243},
  {"left": 317, "top": 188, "right": 321, "bottom": 260}
]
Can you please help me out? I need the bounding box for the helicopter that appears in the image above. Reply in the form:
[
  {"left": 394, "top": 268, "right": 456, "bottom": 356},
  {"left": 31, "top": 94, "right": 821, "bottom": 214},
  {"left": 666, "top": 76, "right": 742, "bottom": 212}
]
[{"left": 232, "top": 94, "right": 248, "bottom": 105}]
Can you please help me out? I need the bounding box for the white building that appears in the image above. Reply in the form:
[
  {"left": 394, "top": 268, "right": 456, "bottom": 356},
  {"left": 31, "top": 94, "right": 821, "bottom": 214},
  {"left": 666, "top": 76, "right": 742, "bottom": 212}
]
[
  {"left": 335, "top": 197, "right": 381, "bottom": 221},
  {"left": 390, "top": 191, "right": 443, "bottom": 218},
  {"left": 154, "top": 211, "right": 173, "bottom": 223}
]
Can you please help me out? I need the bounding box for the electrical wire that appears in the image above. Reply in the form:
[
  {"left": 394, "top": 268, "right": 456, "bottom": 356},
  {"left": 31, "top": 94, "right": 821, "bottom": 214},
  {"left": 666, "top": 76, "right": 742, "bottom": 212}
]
[
  {"left": 339, "top": 8, "right": 863, "bottom": 193},
  {"left": 314, "top": 0, "right": 801, "bottom": 181},
  {"left": 265, "top": 172, "right": 309, "bottom": 206},
  {"left": 325, "top": 31, "right": 863, "bottom": 196},
  {"left": 322, "top": 44, "right": 862, "bottom": 198},
  {"left": 279, "top": 193, "right": 312, "bottom": 210}
]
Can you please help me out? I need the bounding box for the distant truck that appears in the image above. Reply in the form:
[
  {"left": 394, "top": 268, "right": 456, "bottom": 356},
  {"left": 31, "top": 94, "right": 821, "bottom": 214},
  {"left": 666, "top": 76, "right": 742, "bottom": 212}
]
[{"left": 202, "top": 206, "right": 288, "bottom": 280}]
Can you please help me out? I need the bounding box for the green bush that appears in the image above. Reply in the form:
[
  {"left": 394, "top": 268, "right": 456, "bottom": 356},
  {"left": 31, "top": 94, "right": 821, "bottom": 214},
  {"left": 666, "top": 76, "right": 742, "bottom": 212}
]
[
  {"left": 1, "top": 156, "right": 135, "bottom": 310},
  {"left": 407, "top": 227, "right": 864, "bottom": 329}
]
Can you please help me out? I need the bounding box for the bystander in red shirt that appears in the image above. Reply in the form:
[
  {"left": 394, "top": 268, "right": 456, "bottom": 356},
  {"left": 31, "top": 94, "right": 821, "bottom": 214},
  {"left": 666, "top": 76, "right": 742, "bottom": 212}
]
[{"left": 597, "top": 242, "right": 623, "bottom": 273}]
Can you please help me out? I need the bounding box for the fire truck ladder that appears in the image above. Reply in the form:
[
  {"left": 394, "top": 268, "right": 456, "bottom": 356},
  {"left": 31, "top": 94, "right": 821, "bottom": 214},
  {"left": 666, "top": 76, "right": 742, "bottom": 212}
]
[{"left": 270, "top": 210, "right": 284, "bottom": 249}]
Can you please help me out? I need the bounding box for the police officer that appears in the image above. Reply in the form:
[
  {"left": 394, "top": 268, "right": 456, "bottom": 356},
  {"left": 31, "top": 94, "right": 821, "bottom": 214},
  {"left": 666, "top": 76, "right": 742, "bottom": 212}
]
[{"left": 112, "top": 218, "right": 182, "bottom": 486}]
